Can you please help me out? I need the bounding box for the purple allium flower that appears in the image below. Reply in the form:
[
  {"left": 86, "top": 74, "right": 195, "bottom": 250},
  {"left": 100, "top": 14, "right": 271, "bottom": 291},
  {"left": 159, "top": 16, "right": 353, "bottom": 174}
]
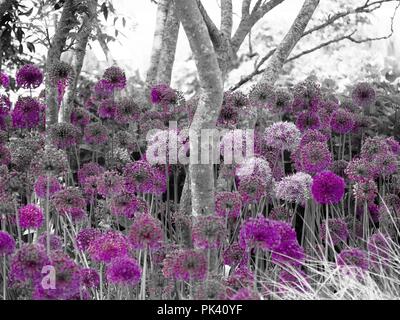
[
  {"left": 9, "top": 244, "right": 49, "bottom": 282},
  {"left": 51, "top": 187, "right": 86, "bottom": 217},
  {"left": 271, "top": 89, "right": 293, "bottom": 114},
  {"left": 311, "top": 171, "right": 345, "bottom": 205},
  {"left": 34, "top": 175, "right": 62, "bottom": 199},
  {"left": 330, "top": 109, "right": 355, "bottom": 134},
  {"left": 337, "top": 248, "right": 369, "bottom": 271},
  {"left": 225, "top": 266, "right": 254, "bottom": 294},
  {"left": 83, "top": 122, "right": 109, "bottom": 145},
  {"left": 237, "top": 175, "right": 268, "bottom": 204},
  {"left": 129, "top": 214, "right": 163, "bottom": 250},
  {"left": 48, "top": 61, "right": 73, "bottom": 85},
  {"left": 293, "top": 141, "right": 332, "bottom": 175},
  {"left": 265, "top": 121, "right": 301, "bottom": 151},
  {"left": 110, "top": 192, "right": 142, "bottom": 219},
  {"left": 18, "top": 204, "right": 44, "bottom": 229},
  {"left": 94, "top": 79, "right": 113, "bottom": 100},
  {"left": 12, "top": 96, "right": 45, "bottom": 129},
  {"left": 235, "top": 156, "right": 272, "bottom": 179},
  {"left": 37, "top": 234, "right": 62, "bottom": 251},
  {"left": 102, "top": 66, "right": 126, "bottom": 90},
  {"left": 124, "top": 160, "right": 156, "bottom": 194},
  {"left": 330, "top": 159, "right": 349, "bottom": 178},
  {"left": 372, "top": 152, "right": 398, "bottom": 177},
  {"left": 80, "top": 268, "right": 100, "bottom": 288},
  {"left": 16, "top": 64, "right": 43, "bottom": 89},
  {"left": 270, "top": 207, "right": 292, "bottom": 222},
  {"left": 292, "top": 79, "right": 321, "bottom": 113},
  {"left": 0, "top": 231, "right": 16, "bottom": 256},
  {"left": 88, "top": 230, "right": 130, "bottom": 263},
  {"left": 192, "top": 215, "right": 226, "bottom": 249},
  {"left": 367, "top": 232, "right": 391, "bottom": 269},
  {"left": 78, "top": 162, "right": 105, "bottom": 185},
  {"left": 320, "top": 218, "right": 349, "bottom": 246},
  {"left": 274, "top": 172, "right": 312, "bottom": 205},
  {"left": 106, "top": 256, "right": 141, "bottom": 286},
  {"left": 76, "top": 228, "right": 101, "bottom": 251},
  {"left": 81, "top": 175, "right": 99, "bottom": 198},
  {"left": 300, "top": 129, "right": 329, "bottom": 146},
  {"left": 48, "top": 122, "right": 81, "bottom": 149},
  {"left": 96, "top": 171, "right": 124, "bottom": 198},
  {"left": 353, "top": 180, "right": 377, "bottom": 203},
  {"left": 98, "top": 98, "right": 117, "bottom": 120},
  {"left": 0, "top": 144, "right": 11, "bottom": 166},
  {"left": 239, "top": 216, "right": 281, "bottom": 251},
  {"left": 223, "top": 243, "right": 246, "bottom": 266},
  {"left": 162, "top": 249, "right": 207, "bottom": 281},
  {"left": 296, "top": 111, "right": 321, "bottom": 132},
  {"left": 115, "top": 97, "right": 140, "bottom": 124},
  {"left": 385, "top": 136, "right": 400, "bottom": 155},
  {"left": 150, "top": 84, "right": 178, "bottom": 105},
  {"left": 248, "top": 82, "right": 277, "bottom": 109},
  {"left": 215, "top": 192, "right": 242, "bottom": 218},
  {"left": 345, "top": 157, "right": 375, "bottom": 182},
  {"left": 229, "top": 288, "right": 260, "bottom": 300},
  {"left": 70, "top": 107, "right": 91, "bottom": 127},
  {"left": 361, "top": 136, "right": 391, "bottom": 161},
  {"left": 0, "top": 72, "right": 9, "bottom": 88},
  {"left": 30, "top": 145, "right": 68, "bottom": 177},
  {"left": 352, "top": 82, "right": 376, "bottom": 108}
]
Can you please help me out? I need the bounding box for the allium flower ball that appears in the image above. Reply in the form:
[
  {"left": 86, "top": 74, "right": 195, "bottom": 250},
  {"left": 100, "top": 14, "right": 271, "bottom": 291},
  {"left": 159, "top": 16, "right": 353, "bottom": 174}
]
[
  {"left": 97, "top": 171, "right": 124, "bottom": 198},
  {"left": 124, "top": 160, "right": 156, "bottom": 194},
  {"left": 115, "top": 97, "right": 140, "bottom": 124},
  {"left": 51, "top": 187, "right": 86, "bottom": 217},
  {"left": 102, "top": 66, "right": 126, "bottom": 90},
  {"left": 311, "top": 171, "right": 345, "bottom": 205},
  {"left": 49, "top": 122, "right": 81, "bottom": 149},
  {"left": 16, "top": 64, "right": 43, "bottom": 89},
  {"left": 37, "top": 234, "right": 62, "bottom": 251},
  {"left": 352, "top": 82, "right": 376, "bottom": 108},
  {"left": 237, "top": 175, "right": 268, "bottom": 204},
  {"left": 293, "top": 141, "right": 332, "bottom": 175},
  {"left": 162, "top": 249, "right": 207, "bottom": 281},
  {"left": 248, "top": 82, "right": 277, "bottom": 109},
  {"left": 270, "top": 207, "right": 292, "bottom": 222},
  {"left": 235, "top": 156, "right": 272, "bottom": 179},
  {"left": 296, "top": 111, "right": 321, "bottom": 132},
  {"left": 292, "top": 79, "right": 321, "bottom": 113},
  {"left": 239, "top": 216, "right": 280, "bottom": 251},
  {"left": 129, "top": 214, "right": 163, "bottom": 250},
  {"left": 88, "top": 230, "right": 130, "bottom": 263},
  {"left": 78, "top": 162, "right": 105, "bottom": 185},
  {"left": 150, "top": 84, "right": 178, "bottom": 105},
  {"left": 12, "top": 96, "right": 45, "bottom": 129},
  {"left": 337, "top": 248, "right": 369, "bottom": 271},
  {"left": 345, "top": 157, "right": 375, "bottom": 182},
  {"left": 98, "top": 99, "right": 117, "bottom": 120},
  {"left": 330, "top": 159, "right": 349, "bottom": 178},
  {"left": 76, "top": 228, "right": 101, "bottom": 251},
  {"left": 94, "top": 79, "right": 113, "bottom": 99},
  {"left": 80, "top": 268, "right": 100, "bottom": 288},
  {"left": 330, "top": 109, "right": 355, "bottom": 134},
  {"left": 353, "top": 180, "right": 377, "bottom": 203},
  {"left": 271, "top": 89, "right": 293, "bottom": 114},
  {"left": 265, "top": 121, "right": 301, "bottom": 151},
  {"left": 0, "top": 231, "right": 16, "bottom": 256},
  {"left": 274, "top": 172, "right": 312, "bottom": 205},
  {"left": 223, "top": 243, "right": 246, "bottom": 266},
  {"left": 215, "top": 192, "right": 242, "bottom": 218},
  {"left": 217, "top": 98, "right": 240, "bottom": 127},
  {"left": 385, "top": 136, "right": 400, "bottom": 155},
  {"left": 192, "top": 215, "right": 226, "bottom": 249},
  {"left": 83, "top": 122, "right": 109, "bottom": 145},
  {"left": 110, "top": 192, "right": 142, "bottom": 219},
  {"left": 320, "top": 218, "right": 349, "bottom": 246},
  {"left": 34, "top": 175, "right": 62, "bottom": 198},
  {"left": 9, "top": 244, "right": 49, "bottom": 281},
  {"left": 70, "top": 107, "right": 91, "bottom": 127},
  {"left": 106, "top": 256, "right": 141, "bottom": 286},
  {"left": 18, "top": 204, "right": 44, "bottom": 229},
  {"left": 0, "top": 72, "right": 9, "bottom": 88},
  {"left": 30, "top": 145, "right": 68, "bottom": 176},
  {"left": 300, "top": 129, "right": 328, "bottom": 146}
]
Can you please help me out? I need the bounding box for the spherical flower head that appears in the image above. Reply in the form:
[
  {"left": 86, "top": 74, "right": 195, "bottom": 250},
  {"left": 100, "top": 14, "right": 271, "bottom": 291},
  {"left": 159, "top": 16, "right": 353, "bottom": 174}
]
[
  {"left": 320, "top": 218, "right": 349, "bottom": 246},
  {"left": 98, "top": 98, "right": 117, "bottom": 120},
  {"left": 292, "top": 79, "right": 321, "bottom": 113},
  {"left": 78, "top": 162, "right": 105, "bottom": 185},
  {"left": 150, "top": 83, "right": 178, "bottom": 106},
  {"left": 293, "top": 141, "right": 332, "bottom": 175},
  {"left": 384, "top": 136, "right": 400, "bottom": 155},
  {"left": 352, "top": 82, "right": 376, "bottom": 108},
  {"left": 239, "top": 216, "right": 281, "bottom": 251},
  {"left": 10, "top": 244, "right": 49, "bottom": 282},
  {"left": 97, "top": 170, "right": 124, "bottom": 198},
  {"left": 37, "top": 234, "right": 62, "bottom": 251},
  {"left": 88, "top": 230, "right": 130, "bottom": 263},
  {"left": 265, "top": 121, "right": 300, "bottom": 151},
  {"left": 0, "top": 231, "right": 16, "bottom": 256},
  {"left": 76, "top": 228, "right": 101, "bottom": 251},
  {"left": 271, "top": 88, "right": 293, "bottom": 114},
  {"left": 48, "top": 61, "right": 73, "bottom": 86},
  {"left": 0, "top": 144, "right": 11, "bottom": 166},
  {"left": 0, "top": 72, "right": 9, "bottom": 88},
  {"left": 296, "top": 111, "right": 321, "bottom": 132},
  {"left": 110, "top": 192, "right": 143, "bottom": 219},
  {"left": 235, "top": 156, "right": 272, "bottom": 179},
  {"left": 372, "top": 152, "right": 398, "bottom": 178},
  {"left": 124, "top": 160, "right": 156, "bottom": 194},
  {"left": 330, "top": 159, "right": 349, "bottom": 178},
  {"left": 361, "top": 136, "right": 391, "bottom": 161},
  {"left": 337, "top": 248, "right": 368, "bottom": 271},
  {"left": 225, "top": 266, "right": 254, "bottom": 294},
  {"left": 162, "top": 249, "right": 207, "bottom": 281},
  {"left": 48, "top": 122, "right": 81, "bottom": 149},
  {"left": 192, "top": 215, "right": 226, "bottom": 249},
  {"left": 330, "top": 109, "right": 355, "bottom": 134},
  {"left": 215, "top": 192, "right": 242, "bottom": 218},
  {"left": 12, "top": 96, "right": 45, "bottom": 129},
  {"left": 34, "top": 175, "right": 62, "bottom": 199},
  {"left": 229, "top": 288, "right": 260, "bottom": 300},
  {"left": 94, "top": 79, "right": 113, "bottom": 100},
  {"left": 83, "top": 122, "right": 109, "bottom": 145},
  {"left": 70, "top": 107, "right": 91, "bottom": 127},
  {"left": 300, "top": 129, "right": 329, "bottom": 146},
  {"left": 311, "top": 171, "right": 345, "bottom": 205},
  {"left": 102, "top": 66, "right": 126, "bottom": 90},
  {"left": 16, "top": 64, "right": 43, "bottom": 89},
  {"left": 29, "top": 144, "right": 68, "bottom": 177},
  {"left": 238, "top": 175, "right": 268, "bottom": 204},
  {"left": 223, "top": 243, "right": 246, "bottom": 266},
  {"left": 274, "top": 172, "right": 312, "bottom": 206},
  {"left": 353, "top": 179, "right": 377, "bottom": 203},
  {"left": 18, "top": 204, "right": 44, "bottom": 229},
  {"left": 248, "top": 82, "right": 277, "bottom": 109},
  {"left": 270, "top": 207, "right": 292, "bottom": 222},
  {"left": 80, "top": 268, "right": 100, "bottom": 288},
  {"left": 129, "top": 214, "right": 163, "bottom": 250},
  {"left": 115, "top": 97, "right": 140, "bottom": 124},
  {"left": 51, "top": 187, "right": 86, "bottom": 217},
  {"left": 367, "top": 232, "right": 391, "bottom": 269},
  {"left": 345, "top": 157, "right": 375, "bottom": 182},
  {"left": 106, "top": 256, "right": 141, "bottom": 286}
]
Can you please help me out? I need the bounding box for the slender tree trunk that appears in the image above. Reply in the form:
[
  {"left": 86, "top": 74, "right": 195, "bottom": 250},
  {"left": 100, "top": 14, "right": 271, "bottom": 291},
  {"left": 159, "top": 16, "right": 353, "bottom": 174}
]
[
  {"left": 45, "top": 0, "right": 77, "bottom": 126},
  {"left": 175, "top": 0, "right": 224, "bottom": 217}
]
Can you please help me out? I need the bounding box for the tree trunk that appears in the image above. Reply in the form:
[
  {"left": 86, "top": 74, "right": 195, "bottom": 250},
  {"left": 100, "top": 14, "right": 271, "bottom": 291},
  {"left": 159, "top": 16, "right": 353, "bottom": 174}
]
[
  {"left": 175, "top": 0, "right": 223, "bottom": 217},
  {"left": 45, "top": 0, "right": 77, "bottom": 126}
]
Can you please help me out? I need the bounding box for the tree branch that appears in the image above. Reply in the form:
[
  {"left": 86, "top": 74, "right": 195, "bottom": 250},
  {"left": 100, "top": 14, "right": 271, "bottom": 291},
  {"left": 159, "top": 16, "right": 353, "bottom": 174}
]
[{"left": 221, "top": 0, "right": 233, "bottom": 37}]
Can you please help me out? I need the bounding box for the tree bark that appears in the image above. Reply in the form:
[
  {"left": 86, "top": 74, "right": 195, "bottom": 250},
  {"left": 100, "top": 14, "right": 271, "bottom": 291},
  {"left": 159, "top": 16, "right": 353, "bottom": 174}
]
[
  {"left": 45, "top": 0, "right": 77, "bottom": 126},
  {"left": 175, "top": 0, "right": 224, "bottom": 217},
  {"left": 220, "top": 0, "right": 232, "bottom": 38}
]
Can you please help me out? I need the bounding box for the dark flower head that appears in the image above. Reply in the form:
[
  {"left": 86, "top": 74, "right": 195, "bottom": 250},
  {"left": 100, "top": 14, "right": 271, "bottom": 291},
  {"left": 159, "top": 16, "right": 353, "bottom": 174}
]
[
  {"left": 51, "top": 187, "right": 86, "bottom": 218},
  {"left": 271, "top": 89, "right": 293, "bottom": 114},
  {"left": 150, "top": 84, "right": 178, "bottom": 105},
  {"left": 98, "top": 98, "right": 117, "bottom": 120},
  {"left": 124, "top": 160, "right": 156, "bottom": 194},
  {"left": 102, "top": 66, "right": 126, "bottom": 90},
  {"left": 0, "top": 72, "right": 10, "bottom": 88},
  {"left": 115, "top": 97, "right": 141, "bottom": 124},
  {"left": 106, "top": 256, "right": 141, "bottom": 286},
  {"left": 129, "top": 214, "right": 163, "bottom": 250},
  {"left": 16, "top": 64, "right": 43, "bottom": 89},
  {"left": 295, "top": 111, "right": 321, "bottom": 132},
  {"left": 78, "top": 162, "right": 105, "bottom": 185},
  {"left": 345, "top": 157, "right": 375, "bottom": 182},
  {"left": 292, "top": 79, "right": 321, "bottom": 113},
  {"left": 249, "top": 82, "right": 277, "bottom": 109},
  {"left": 34, "top": 175, "right": 62, "bottom": 199},
  {"left": 320, "top": 218, "right": 349, "bottom": 245},
  {"left": 37, "top": 234, "right": 62, "bottom": 251},
  {"left": 311, "top": 171, "right": 345, "bottom": 205},
  {"left": 0, "top": 231, "right": 16, "bottom": 256},
  {"left": 330, "top": 109, "right": 355, "bottom": 134},
  {"left": 352, "top": 82, "right": 376, "bottom": 107},
  {"left": 192, "top": 215, "right": 226, "bottom": 249},
  {"left": 215, "top": 192, "right": 242, "bottom": 218},
  {"left": 80, "top": 268, "right": 100, "bottom": 288},
  {"left": 239, "top": 216, "right": 281, "bottom": 251},
  {"left": 300, "top": 129, "right": 328, "bottom": 146},
  {"left": 48, "top": 61, "right": 74, "bottom": 86},
  {"left": 12, "top": 96, "right": 45, "bottom": 129},
  {"left": 76, "top": 228, "right": 101, "bottom": 252},
  {"left": 223, "top": 243, "right": 246, "bottom": 266},
  {"left": 162, "top": 249, "right": 207, "bottom": 281},
  {"left": 93, "top": 79, "right": 113, "bottom": 100},
  {"left": 238, "top": 175, "right": 268, "bottom": 204},
  {"left": 49, "top": 122, "right": 81, "bottom": 149},
  {"left": 18, "top": 204, "right": 44, "bottom": 230},
  {"left": 83, "top": 122, "right": 109, "bottom": 145},
  {"left": 88, "top": 230, "right": 131, "bottom": 263},
  {"left": 70, "top": 107, "right": 91, "bottom": 127},
  {"left": 293, "top": 141, "right": 332, "bottom": 175}
]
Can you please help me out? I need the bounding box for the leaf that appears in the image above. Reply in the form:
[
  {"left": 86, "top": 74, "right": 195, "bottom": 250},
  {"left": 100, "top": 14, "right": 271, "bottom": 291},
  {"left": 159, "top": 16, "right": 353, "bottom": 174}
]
[
  {"left": 122, "top": 17, "right": 126, "bottom": 28},
  {"left": 18, "top": 44, "right": 23, "bottom": 54},
  {"left": 16, "top": 27, "right": 24, "bottom": 43},
  {"left": 101, "top": 3, "right": 108, "bottom": 21},
  {"left": 20, "top": 7, "right": 33, "bottom": 16},
  {"left": 27, "top": 42, "right": 35, "bottom": 53}
]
